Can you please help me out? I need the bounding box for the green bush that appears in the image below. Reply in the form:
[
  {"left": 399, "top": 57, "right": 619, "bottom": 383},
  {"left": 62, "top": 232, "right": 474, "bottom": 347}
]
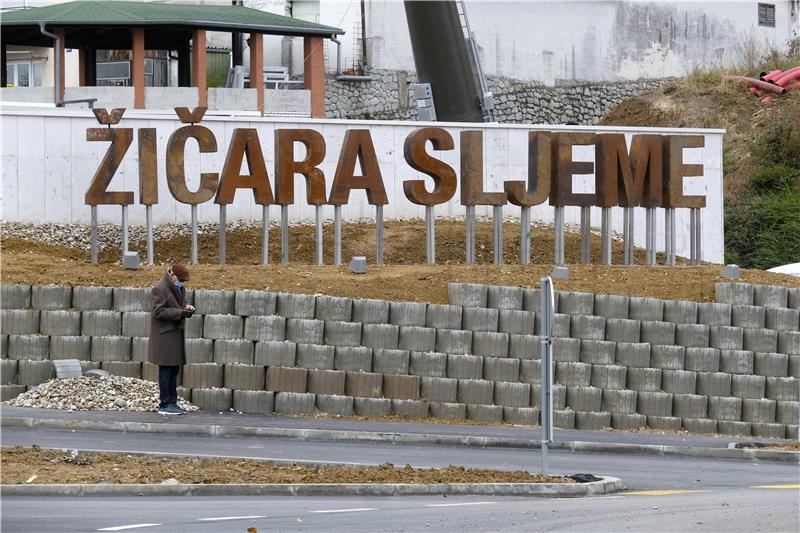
[
  {"left": 725, "top": 191, "right": 800, "bottom": 269},
  {"left": 749, "top": 164, "right": 800, "bottom": 194},
  {"left": 751, "top": 120, "right": 800, "bottom": 170}
]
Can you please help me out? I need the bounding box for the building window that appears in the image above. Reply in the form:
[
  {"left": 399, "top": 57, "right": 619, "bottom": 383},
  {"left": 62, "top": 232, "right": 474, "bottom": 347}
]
[
  {"left": 5, "top": 61, "right": 43, "bottom": 87},
  {"left": 758, "top": 3, "right": 776, "bottom": 27}
]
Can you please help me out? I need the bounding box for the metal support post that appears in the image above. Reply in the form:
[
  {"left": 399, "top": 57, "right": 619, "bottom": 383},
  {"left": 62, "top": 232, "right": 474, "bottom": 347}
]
[
  {"left": 691, "top": 208, "right": 702, "bottom": 266},
  {"left": 190, "top": 204, "right": 198, "bottom": 265},
  {"left": 315, "top": 205, "right": 324, "bottom": 266},
  {"left": 623, "top": 207, "right": 634, "bottom": 265},
  {"left": 334, "top": 205, "right": 342, "bottom": 266},
  {"left": 261, "top": 204, "right": 269, "bottom": 266},
  {"left": 281, "top": 205, "right": 289, "bottom": 265},
  {"left": 375, "top": 205, "right": 384, "bottom": 265},
  {"left": 665, "top": 207, "right": 675, "bottom": 266},
  {"left": 121, "top": 205, "right": 129, "bottom": 260},
  {"left": 493, "top": 205, "right": 503, "bottom": 265},
  {"left": 218, "top": 204, "right": 227, "bottom": 266},
  {"left": 580, "top": 206, "right": 591, "bottom": 264},
  {"left": 539, "top": 276, "right": 555, "bottom": 475},
  {"left": 426, "top": 205, "right": 435, "bottom": 265},
  {"left": 145, "top": 205, "right": 153, "bottom": 266},
  {"left": 554, "top": 206, "right": 565, "bottom": 266},
  {"left": 90, "top": 205, "right": 98, "bottom": 265},
  {"left": 601, "top": 207, "right": 612, "bottom": 265},
  {"left": 465, "top": 206, "right": 476, "bottom": 264},
  {"left": 645, "top": 207, "right": 656, "bottom": 266},
  {"left": 520, "top": 206, "right": 531, "bottom": 265}
]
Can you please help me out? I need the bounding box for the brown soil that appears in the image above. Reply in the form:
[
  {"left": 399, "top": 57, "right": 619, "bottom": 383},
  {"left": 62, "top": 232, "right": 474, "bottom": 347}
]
[
  {"left": 0, "top": 446, "right": 568, "bottom": 485},
  {"left": 2, "top": 221, "right": 798, "bottom": 303},
  {"left": 741, "top": 442, "right": 800, "bottom": 452}
]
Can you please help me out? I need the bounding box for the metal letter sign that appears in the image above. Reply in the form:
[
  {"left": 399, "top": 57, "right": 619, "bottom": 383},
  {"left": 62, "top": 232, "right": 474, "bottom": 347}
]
[{"left": 540, "top": 276, "right": 555, "bottom": 475}]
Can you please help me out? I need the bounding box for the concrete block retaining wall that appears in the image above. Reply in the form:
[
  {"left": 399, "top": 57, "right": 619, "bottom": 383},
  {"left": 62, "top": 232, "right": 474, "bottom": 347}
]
[{"left": 1, "top": 283, "right": 798, "bottom": 438}]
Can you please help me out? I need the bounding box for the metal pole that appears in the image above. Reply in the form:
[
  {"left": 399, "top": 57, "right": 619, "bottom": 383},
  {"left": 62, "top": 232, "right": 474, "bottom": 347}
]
[
  {"left": 145, "top": 205, "right": 153, "bottom": 266},
  {"left": 121, "top": 205, "right": 129, "bottom": 257},
  {"left": 520, "top": 206, "right": 530, "bottom": 265},
  {"left": 218, "top": 204, "right": 227, "bottom": 266},
  {"left": 426, "top": 205, "right": 435, "bottom": 265},
  {"left": 190, "top": 204, "right": 198, "bottom": 265},
  {"left": 554, "top": 206, "right": 565, "bottom": 266},
  {"left": 623, "top": 207, "right": 634, "bottom": 265},
  {"left": 645, "top": 207, "right": 656, "bottom": 266},
  {"left": 465, "top": 205, "right": 476, "bottom": 264},
  {"left": 261, "top": 204, "right": 269, "bottom": 266},
  {"left": 665, "top": 207, "right": 675, "bottom": 266},
  {"left": 692, "top": 208, "right": 702, "bottom": 266},
  {"left": 334, "top": 205, "right": 342, "bottom": 266},
  {"left": 281, "top": 205, "right": 289, "bottom": 265},
  {"left": 540, "top": 276, "right": 555, "bottom": 475},
  {"left": 580, "top": 206, "right": 591, "bottom": 264},
  {"left": 315, "top": 205, "right": 324, "bottom": 266},
  {"left": 493, "top": 205, "right": 503, "bottom": 265},
  {"left": 601, "top": 207, "right": 612, "bottom": 265},
  {"left": 375, "top": 205, "right": 384, "bottom": 265},
  {"left": 90, "top": 205, "right": 98, "bottom": 265}
]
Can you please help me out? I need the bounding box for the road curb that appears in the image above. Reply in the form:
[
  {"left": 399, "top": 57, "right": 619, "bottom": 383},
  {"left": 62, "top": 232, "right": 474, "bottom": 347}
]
[
  {"left": 3, "top": 415, "right": 797, "bottom": 464},
  {"left": 0, "top": 476, "right": 622, "bottom": 498}
]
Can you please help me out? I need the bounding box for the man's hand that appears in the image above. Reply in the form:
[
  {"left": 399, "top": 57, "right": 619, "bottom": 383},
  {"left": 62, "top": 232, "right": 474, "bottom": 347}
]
[{"left": 184, "top": 304, "right": 195, "bottom": 313}]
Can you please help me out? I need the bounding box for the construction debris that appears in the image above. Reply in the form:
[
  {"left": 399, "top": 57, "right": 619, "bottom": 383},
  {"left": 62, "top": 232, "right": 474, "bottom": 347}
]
[{"left": 727, "top": 66, "right": 800, "bottom": 104}]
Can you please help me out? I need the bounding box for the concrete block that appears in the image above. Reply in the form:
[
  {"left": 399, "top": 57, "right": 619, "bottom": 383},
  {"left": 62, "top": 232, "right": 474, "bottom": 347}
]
[
  {"left": 681, "top": 418, "right": 717, "bottom": 434},
  {"left": 628, "top": 297, "right": 663, "bottom": 321},
  {"left": 1, "top": 384, "right": 27, "bottom": 401},
  {"left": 708, "top": 396, "right": 742, "bottom": 421},
  {"left": 719, "top": 349, "right": 754, "bottom": 375},
  {"left": 8, "top": 334, "right": 49, "bottom": 361},
  {"left": 202, "top": 315, "right": 243, "bottom": 340},
  {"left": 0, "top": 309, "right": 40, "bottom": 335},
  {"left": 684, "top": 348, "right": 721, "bottom": 372},
  {"left": 223, "top": 364, "right": 265, "bottom": 390},
  {"left": 425, "top": 304, "right": 462, "bottom": 330},
  {"left": 213, "top": 339, "right": 255, "bottom": 365},
  {"left": 274, "top": 391, "right": 316, "bottom": 415},
  {"left": 285, "top": 318, "right": 324, "bottom": 345},
  {"left": 314, "top": 296, "right": 352, "bottom": 322},
  {"left": 519, "top": 359, "right": 542, "bottom": 384},
  {"left": 79, "top": 311, "right": 121, "bottom": 337},
  {"left": 182, "top": 314, "right": 203, "bottom": 339},
  {"left": 398, "top": 326, "right": 436, "bottom": 352},
  {"left": 766, "top": 377, "right": 799, "bottom": 401},
  {"left": 743, "top": 328, "right": 778, "bottom": 353},
  {"left": 71, "top": 286, "right": 113, "bottom": 311},
  {"left": 754, "top": 352, "right": 789, "bottom": 377},
  {"left": 436, "top": 329, "right": 472, "bottom": 355},
  {"left": 778, "top": 331, "right": 800, "bottom": 356},
  {"left": 49, "top": 336, "right": 91, "bottom": 361},
  {"left": 345, "top": 371, "right": 382, "bottom": 398},
  {"left": 177, "top": 386, "right": 192, "bottom": 402},
  {"left": 615, "top": 342, "right": 650, "bottom": 368},
  {"left": 234, "top": 290, "right": 277, "bottom": 317},
  {"left": 605, "top": 318, "right": 641, "bottom": 343},
  {"left": 731, "top": 305, "right": 766, "bottom": 329},
  {"left": 483, "top": 356, "right": 520, "bottom": 382},
  {"left": 316, "top": 394, "right": 354, "bottom": 416},
  {"left": 570, "top": 315, "right": 605, "bottom": 340},
  {"left": 90, "top": 336, "right": 131, "bottom": 362},
  {"left": 674, "top": 324, "right": 710, "bottom": 348},
  {"left": 498, "top": 310, "right": 536, "bottom": 336},
  {"left": 552, "top": 338, "right": 581, "bottom": 362},
  {"left": 466, "top": 403, "right": 504, "bottom": 422},
  {"left": 353, "top": 397, "right": 392, "bottom": 417},
  {"left": 277, "top": 293, "right": 316, "bottom": 319},
  {"left": 626, "top": 367, "right": 662, "bottom": 391},
  {"left": 590, "top": 364, "right": 627, "bottom": 390},
  {"left": 383, "top": 374, "right": 420, "bottom": 400},
  {"left": 697, "top": 303, "right": 732, "bottom": 326},
  {"left": 101, "top": 361, "right": 141, "bottom": 379},
  {"left": 750, "top": 422, "right": 785, "bottom": 439},
  {"left": 35, "top": 311, "right": 80, "bottom": 339},
  {"left": 579, "top": 340, "right": 616, "bottom": 365},
  {"left": 1, "top": 285, "right": 31, "bottom": 309},
  {"left": 508, "top": 334, "right": 540, "bottom": 360},
  {"left": 0, "top": 334, "right": 7, "bottom": 357},
  {"left": 296, "top": 343, "right": 335, "bottom": 370},
  {"left": 487, "top": 285, "right": 523, "bottom": 310},
  {"left": 661, "top": 369, "right": 697, "bottom": 394},
  {"left": 372, "top": 348, "right": 410, "bottom": 375},
  {"left": 557, "top": 291, "right": 594, "bottom": 315},
  {"left": 645, "top": 415, "right": 681, "bottom": 431},
  {"left": 233, "top": 390, "right": 274, "bottom": 414},
  {"left": 531, "top": 384, "right": 567, "bottom": 409},
  {"left": 448, "top": 282, "right": 487, "bottom": 308},
  {"left": 1, "top": 359, "right": 18, "bottom": 384},
  {"left": 349, "top": 256, "right": 367, "bottom": 274},
  {"left": 673, "top": 393, "right": 707, "bottom": 418},
  {"left": 111, "top": 288, "right": 150, "bottom": 312},
  {"left": 461, "top": 307, "right": 499, "bottom": 332},
  {"left": 183, "top": 338, "right": 212, "bottom": 364},
  {"left": 503, "top": 406, "right": 539, "bottom": 425},
  {"left": 80, "top": 361, "right": 101, "bottom": 373},
  {"left": 389, "top": 301, "right": 427, "bottom": 326},
  {"left": 17, "top": 360, "right": 53, "bottom": 386},
  {"left": 472, "top": 332, "right": 509, "bottom": 358},
  {"left": 333, "top": 346, "right": 372, "bottom": 372},
  {"left": 429, "top": 401, "right": 467, "bottom": 420},
  {"left": 776, "top": 400, "right": 799, "bottom": 425},
  {"left": 709, "top": 326, "right": 744, "bottom": 350},
  {"left": 351, "top": 299, "right": 390, "bottom": 324},
  {"left": 446, "top": 353, "right": 483, "bottom": 379},
  {"left": 457, "top": 378, "right": 494, "bottom": 404},
  {"left": 265, "top": 366, "right": 307, "bottom": 393},
  {"left": 523, "top": 288, "right": 557, "bottom": 313},
  {"left": 649, "top": 345, "right": 685, "bottom": 370},
  {"left": 409, "top": 351, "right": 447, "bottom": 377},
  {"left": 494, "top": 381, "right": 530, "bottom": 407},
  {"left": 731, "top": 374, "right": 766, "bottom": 399},
  {"left": 31, "top": 285, "right": 72, "bottom": 310},
  {"left": 593, "top": 294, "right": 629, "bottom": 319},
  {"left": 182, "top": 363, "right": 223, "bottom": 389},
  {"left": 254, "top": 340, "right": 296, "bottom": 367},
  {"left": 421, "top": 377, "right": 458, "bottom": 402},
  {"left": 637, "top": 391, "right": 673, "bottom": 416},
  {"left": 323, "top": 321, "right": 362, "bottom": 347},
  {"left": 791, "top": 356, "right": 800, "bottom": 378},
  {"left": 602, "top": 389, "right": 638, "bottom": 413},
  {"left": 611, "top": 413, "right": 647, "bottom": 430},
  {"left": 741, "top": 398, "right": 776, "bottom": 423},
  {"left": 640, "top": 321, "right": 675, "bottom": 346},
  {"left": 753, "top": 284, "right": 788, "bottom": 308},
  {"left": 140, "top": 362, "right": 158, "bottom": 382},
  {"left": 788, "top": 288, "right": 800, "bottom": 309},
  {"left": 555, "top": 361, "right": 592, "bottom": 387},
  {"left": 765, "top": 308, "right": 800, "bottom": 332},
  {"left": 244, "top": 316, "right": 286, "bottom": 342},
  {"left": 552, "top": 314, "right": 572, "bottom": 338},
  {"left": 715, "top": 282, "right": 754, "bottom": 306},
  {"left": 361, "top": 324, "right": 399, "bottom": 350},
  {"left": 553, "top": 409, "right": 575, "bottom": 429},
  {"left": 575, "top": 410, "right": 611, "bottom": 429},
  {"left": 188, "top": 290, "right": 233, "bottom": 316},
  {"left": 696, "top": 372, "right": 732, "bottom": 397},
  {"left": 306, "top": 369, "right": 346, "bottom": 396},
  {"left": 566, "top": 386, "right": 602, "bottom": 412},
  {"left": 785, "top": 424, "right": 798, "bottom": 439},
  {"left": 119, "top": 312, "right": 149, "bottom": 339},
  {"left": 663, "top": 300, "right": 698, "bottom": 325}
]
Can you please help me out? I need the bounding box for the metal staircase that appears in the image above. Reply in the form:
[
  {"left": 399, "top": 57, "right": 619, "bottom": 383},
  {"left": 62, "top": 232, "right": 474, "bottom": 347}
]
[{"left": 454, "top": 0, "right": 496, "bottom": 122}]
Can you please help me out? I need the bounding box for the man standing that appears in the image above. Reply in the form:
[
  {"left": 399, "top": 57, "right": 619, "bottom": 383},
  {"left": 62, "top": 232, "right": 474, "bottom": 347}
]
[{"left": 149, "top": 263, "right": 195, "bottom": 415}]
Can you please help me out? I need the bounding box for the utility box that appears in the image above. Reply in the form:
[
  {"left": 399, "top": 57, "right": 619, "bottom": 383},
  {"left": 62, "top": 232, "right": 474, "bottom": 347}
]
[{"left": 411, "top": 83, "right": 437, "bottom": 122}]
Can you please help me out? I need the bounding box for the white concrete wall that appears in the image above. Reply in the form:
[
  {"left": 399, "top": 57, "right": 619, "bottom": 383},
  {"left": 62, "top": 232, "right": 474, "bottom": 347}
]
[
  {"left": 208, "top": 88, "right": 258, "bottom": 111},
  {"left": 0, "top": 108, "right": 725, "bottom": 263},
  {"left": 264, "top": 89, "right": 311, "bottom": 116},
  {"left": 65, "top": 87, "right": 135, "bottom": 109},
  {"left": 144, "top": 88, "right": 199, "bottom": 111}
]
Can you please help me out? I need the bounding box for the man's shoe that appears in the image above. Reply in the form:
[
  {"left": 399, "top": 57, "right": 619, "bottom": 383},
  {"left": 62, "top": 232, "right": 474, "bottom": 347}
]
[
  {"left": 174, "top": 404, "right": 189, "bottom": 414},
  {"left": 158, "top": 405, "right": 183, "bottom": 416}
]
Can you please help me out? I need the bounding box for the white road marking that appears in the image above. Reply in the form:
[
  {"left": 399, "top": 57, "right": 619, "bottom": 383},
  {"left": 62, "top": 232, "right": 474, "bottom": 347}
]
[
  {"left": 197, "top": 516, "right": 267, "bottom": 522},
  {"left": 311, "top": 508, "right": 378, "bottom": 514},
  {"left": 425, "top": 502, "right": 497, "bottom": 508},
  {"left": 97, "top": 525, "right": 161, "bottom": 531}
]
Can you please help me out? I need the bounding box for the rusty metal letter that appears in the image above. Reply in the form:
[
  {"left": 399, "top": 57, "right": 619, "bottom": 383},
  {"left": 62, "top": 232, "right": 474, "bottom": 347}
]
[
  {"left": 548, "top": 132, "right": 596, "bottom": 207},
  {"left": 216, "top": 128, "right": 274, "bottom": 205},
  {"left": 92, "top": 107, "right": 125, "bottom": 126},
  {"left": 595, "top": 134, "right": 663, "bottom": 208},
  {"left": 274, "top": 129, "right": 327, "bottom": 206},
  {"left": 166, "top": 125, "right": 219, "bottom": 205},
  {"left": 505, "top": 131, "right": 551, "bottom": 207},
  {"left": 85, "top": 128, "right": 135, "bottom": 205},
  {"left": 460, "top": 130, "right": 507, "bottom": 206},
  {"left": 662, "top": 135, "right": 706, "bottom": 208},
  {"left": 138, "top": 128, "right": 158, "bottom": 205},
  {"left": 329, "top": 129, "right": 388, "bottom": 205},
  {"left": 402, "top": 127, "right": 457, "bottom": 206}
]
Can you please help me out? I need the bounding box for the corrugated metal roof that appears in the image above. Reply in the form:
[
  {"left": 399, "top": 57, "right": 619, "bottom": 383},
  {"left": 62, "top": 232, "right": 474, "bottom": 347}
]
[{"left": 0, "top": 0, "right": 344, "bottom": 36}]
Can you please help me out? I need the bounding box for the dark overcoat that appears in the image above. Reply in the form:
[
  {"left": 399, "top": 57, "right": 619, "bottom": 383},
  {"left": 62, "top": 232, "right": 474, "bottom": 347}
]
[{"left": 148, "top": 271, "right": 187, "bottom": 366}]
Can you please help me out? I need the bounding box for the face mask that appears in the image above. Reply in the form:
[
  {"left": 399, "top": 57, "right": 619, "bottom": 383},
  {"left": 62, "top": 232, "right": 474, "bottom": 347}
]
[{"left": 174, "top": 280, "right": 184, "bottom": 288}]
